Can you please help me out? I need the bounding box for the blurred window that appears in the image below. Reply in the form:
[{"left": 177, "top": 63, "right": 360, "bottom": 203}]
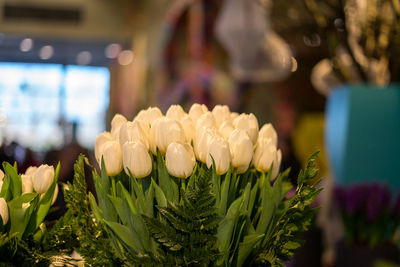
[{"left": 0, "top": 62, "right": 109, "bottom": 150}]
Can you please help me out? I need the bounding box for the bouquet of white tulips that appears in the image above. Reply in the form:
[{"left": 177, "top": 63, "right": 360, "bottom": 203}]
[
  {"left": 0, "top": 162, "right": 59, "bottom": 264},
  {"left": 91, "top": 103, "right": 321, "bottom": 266}
]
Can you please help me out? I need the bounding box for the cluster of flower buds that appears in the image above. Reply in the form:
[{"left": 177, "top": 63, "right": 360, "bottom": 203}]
[
  {"left": 95, "top": 104, "right": 281, "bottom": 179},
  {"left": 0, "top": 165, "right": 58, "bottom": 225}
]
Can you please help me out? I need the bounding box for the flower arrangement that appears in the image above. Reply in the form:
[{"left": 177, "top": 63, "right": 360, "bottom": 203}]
[
  {"left": 90, "top": 103, "right": 322, "bottom": 266},
  {"left": 335, "top": 183, "right": 400, "bottom": 247},
  {"left": 0, "top": 163, "right": 59, "bottom": 265}
]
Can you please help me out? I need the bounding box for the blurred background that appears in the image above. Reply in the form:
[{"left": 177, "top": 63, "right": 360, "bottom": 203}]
[{"left": 0, "top": 0, "right": 399, "bottom": 266}]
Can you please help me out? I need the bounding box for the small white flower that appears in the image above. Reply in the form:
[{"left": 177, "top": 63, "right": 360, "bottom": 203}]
[
  {"left": 0, "top": 198, "right": 8, "bottom": 225},
  {"left": 228, "top": 129, "right": 253, "bottom": 174},
  {"left": 122, "top": 141, "right": 152, "bottom": 178},
  {"left": 166, "top": 105, "right": 187, "bottom": 121},
  {"left": 166, "top": 142, "right": 196, "bottom": 178},
  {"left": 32, "top": 164, "right": 55, "bottom": 194},
  {"left": 206, "top": 137, "right": 231, "bottom": 175}
]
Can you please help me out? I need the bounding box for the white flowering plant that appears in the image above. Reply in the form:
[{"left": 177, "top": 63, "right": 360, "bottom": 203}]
[
  {"left": 0, "top": 162, "right": 60, "bottom": 265},
  {"left": 91, "top": 104, "right": 321, "bottom": 266}
]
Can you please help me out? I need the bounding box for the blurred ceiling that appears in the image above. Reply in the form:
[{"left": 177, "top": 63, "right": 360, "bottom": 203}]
[{"left": 0, "top": 0, "right": 133, "bottom": 66}]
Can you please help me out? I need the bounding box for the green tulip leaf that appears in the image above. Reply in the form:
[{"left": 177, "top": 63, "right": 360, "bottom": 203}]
[
  {"left": 218, "top": 167, "right": 231, "bottom": 215},
  {"left": 8, "top": 193, "right": 37, "bottom": 238},
  {"left": 156, "top": 151, "right": 178, "bottom": 203},
  {"left": 104, "top": 220, "right": 137, "bottom": 251},
  {"left": 3, "top": 162, "right": 22, "bottom": 198},
  {"left": 152, "top": 178, "right": 167, "bottom": 208},
  {"left": 108, "top": 194, "right": 127, "bottom": 225},
  {"left": 237, "top": 233, "right": 265, "bottom": 267},
  {"left": 144, "top": 181, "right": 154, "bottom": 218}
]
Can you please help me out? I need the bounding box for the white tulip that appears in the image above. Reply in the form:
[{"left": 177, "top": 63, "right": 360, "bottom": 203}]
[
  {"left": 122, "top": 141, "right": 152, "bottom": 178},
  {"left": 253, "top": 138, "right": 282, "bottom": 179},
  {"left": 103, "top": 141, "right": 123, "bottom": 176},
  {"left": 259, "top": 123, "right": 278, "bottom": 147},
  {"left": 111, "top": 114, "right": 127, "bottom": 138},
  {"left": 150, "top": 117, "right": 185, "bottom": 155},
  {"left": 196, "top": 112, "right": 216, "bottom": 130},
  {"left": 0, "top": 181, "right": 2, "bottom": 193},
  {"left": 233, "top": 113, "right": 259, "bottom": 144},
  {"left": 166, "top": 105, "right": 186, "bottom": 121},
  {"left": 135, "top": 119, "right": 150, "bottom": 139},
  {"left": 231, "top": 112, "right": 239, "bottom": 121},
  {"left": 95, "top": 132, "right": 113, "bottom": 164},
  {"left": 0, "top": 170, "right": 4, "bottom": 181},
  {"left": 25, "top": 166, "right": 38, "bottom": 177},
  {"left": 188, "top": 103, "right": 208, "bottom": 123},
  {"left": 51, "top": 184, "right": 59, "bottom": 205},
  {"left": 111, "top": 125, "right": 121, "bottom": 142},
  {"left": 228, "top": 129, "right": 253, "bottom": 174},
  {"left": 194, "top": 126, "right": 220, "bottom": 163},
  {"left": 212, "top": 105, "right": 231, "bottom": 127},
  {"left": 32, "top": 165, "right": 54, "bottom": 194},
  {"left": 21, "top": 174, "right": 33, "bottom": 194},
  {"left": 180, "top": 115, "right": 195, "bottom": 143},
  {"left": 271, "top": 150, "right": 282, "bottom": 180},
  {"left": 119, "top": 121, "right": 149, "bottom": 149},
  {"left": 166, "top": 142, "right": 196, "bottom": 178},
  {"left": 206, "top": 137, "right": 231, "bottom": 175},
  {"left": 219, "top": 121, "right": 235, "bottom": 141},
  {"left": 135, "top": 107, "right": 163, "bottom": 127},
  {"left": 0, "top": 198, "right": 8, "bottom": 225}
]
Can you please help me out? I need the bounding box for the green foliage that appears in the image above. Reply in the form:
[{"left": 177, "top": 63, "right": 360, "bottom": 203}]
[
  {"left": 254, "top": 151, "right": 321, "bottom": 266},
  {"left": 142, "top": 169, "right": 221, "bottom": 266},
  {"left": 54, "top": 154, "right": 122, "bottom": 266},
  {"left": 91, "top": 151, "right": 322, "bottom": 266}
]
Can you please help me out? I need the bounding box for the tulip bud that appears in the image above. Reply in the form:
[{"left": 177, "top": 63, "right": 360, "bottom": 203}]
[
  {"left": 212, "top": 105, "right": 231, "bottom": 127},
  {"left": 189, "top": 103, "right": 208, "bottom": 123},
  {"left": 135, "top": 107, "right": 163, "bottom": 127},
  {"left": 122, "top": 141, "right": 152, "bottom": 178},
  {"left": 231, "top": 112, "right": 239, "bottom": 121},
  {"left": 51, "top": 184, "right": 59, "bottom": 205},
  {"left": 196, "top": 112, "right": 216, "bottom": 130},
  {"left": 180, "top": 115, "right": 195, "bottom": 143},
  {"left": 111, "top": 114, "right": 127, "bottom": 138},
  {"left": 0, "top": 198, "right": 8, "bottom": 225},
  {"left": 166, "top": 105, "right": 186, "bottom": 121},
  {"left": 228, "top": 129, "right": 253, "bottom": 174},
  {"left": 219, "top": 121, "right": 235, "bottom": 141},
  {"left": 206, "top": 137, "right": 231, "bottom": 175},
  {"left": 25, "top": 166, "right": 37, "bottom": 176},
  {"left": 233, "top": 113, "right": 259, "bottom": 144},
  {"left": 253, "top": 138, "right": 282, "bottom": 179},
  {"left": 33, "top": 164, "right": 55, "bottom": 194},
  {"left": 21, "top": 174, "right": 33, "bottom": 194},
  {"left": 0, "top": 181, "right": 3, "bottom": 193},
  {"left": 0, "top": 169, "right": 4, "bottom": 181},
  {"left": 111, "top": 125, "right": 121, "bottom": 142},
  {"left": 194, "top": 126, "right": 220, "bottom": 163},
  {"left": 102, "top": 141, "right": 123, "bottom": 176},
  {"left": 259, "top": 123, "right": 278, "bottom": 147},
  {"left": 95, "top": 132, "right": 113, "bottom": 164},
  {"left": 166, "top": 142, "right": 196, "bottom": 178},
  {"left": 150, "top": 117, "right": 185, "bottom": 155},
  {"left": 119, "top": 121, "right": 149, "bottom": 149}
]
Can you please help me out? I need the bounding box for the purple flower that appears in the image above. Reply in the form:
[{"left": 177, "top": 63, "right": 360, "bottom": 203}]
[
  {"left": 365, "top": 184, "right": 391, "bottom": 222},
  {"left": 392, "top": 192, "right": 400, "bottom": 217},
  {"left": 345, "top": 184, "right": 371, "bottom": 214}
]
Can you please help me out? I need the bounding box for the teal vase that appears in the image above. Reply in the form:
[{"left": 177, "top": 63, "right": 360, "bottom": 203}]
[{"left": 325, "top": 84, "right": 400, "bottom": 191}]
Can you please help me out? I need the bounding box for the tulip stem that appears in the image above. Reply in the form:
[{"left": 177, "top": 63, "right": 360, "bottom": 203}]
[{"left": 111, "top": 177, "right": 116, "bottom": 196}]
